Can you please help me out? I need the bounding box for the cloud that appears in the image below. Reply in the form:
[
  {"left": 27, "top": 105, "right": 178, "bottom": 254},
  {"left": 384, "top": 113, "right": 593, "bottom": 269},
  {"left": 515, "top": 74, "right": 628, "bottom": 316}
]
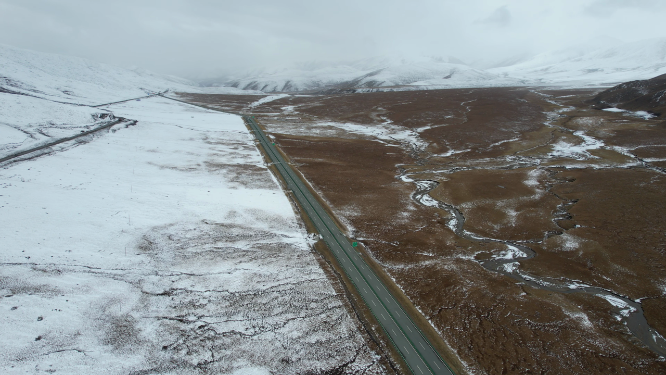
[
  {"left": 584, "top": 0, "right": 666, "bottom": 17},
  {"left": 478, "top": 5, "right": 512, "bottom": 27},
  {"left": 0, "top": 0, "right": 665, "bottom": 78}
]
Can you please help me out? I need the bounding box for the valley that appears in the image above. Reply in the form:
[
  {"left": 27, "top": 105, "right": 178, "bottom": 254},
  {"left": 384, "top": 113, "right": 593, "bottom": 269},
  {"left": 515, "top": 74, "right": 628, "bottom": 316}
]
[
  {"left": 3, "top": 37, "right": 666, "bottom": 373},
  {"left": 178, "top": 86, "right": 666, "bottom": 374}
]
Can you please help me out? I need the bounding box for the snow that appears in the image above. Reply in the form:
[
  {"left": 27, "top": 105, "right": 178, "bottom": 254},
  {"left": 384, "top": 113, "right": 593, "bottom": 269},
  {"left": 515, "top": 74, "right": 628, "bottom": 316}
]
[
  {"left": 0, "top": 125, "right": 27, "bottom": 147},
  {"left": 564, "top": 310, "right": 594, "bottom": 329},
  {"left": 211, "top": 37, "right": 666, "bottom": 93},
  {"left": 555, "top": 232, "right": 583, "bottom": 252},
  {"left": 0, "top": 93, "right": 103, "bottom": 128},
  {"left": 502, "top": 262, "right": 520, "bottom": 273},
  {"left": 490, "top": 37, "right": 666, "bottom": 87},
  {"left": 0, "top": 93, "right": 111, "bottom": 158},
  {"left": 549, "top": 131, "right": 605, "bottom": 160},
  {"left": 602, "top": 108, "right": 626, "bottom": 113},
  {"left": 0, "top": 43, "right": 253, "bottom": 105},
  {"left": 0, "top": 43, "right": 191, "bottom": 104},
  {"left": 523, "top": 169, "right": 542, "bottom": 187},
  {"left": 8, "top": 34, "right": 665, "bottom": 101},
  {"left": 0, "top": 96, "right": 381, "bottom": 373},
  {"left": 598, "top": 294, "right": 637, "bottom": 318},
  {"left": 630, "top": 111, "right": 657, "bottom": 120},
  {"left": 567, "top": 281, "right": 591, "bottom": 290},
  {"left": 220, "top": 55, "right": 523, "bottom": 92},
  {"left": 270, "top": 120, "right": 426, "bottom": 150},
  {"left": 437, "top": 148, "right": 471, "bottom": 158},
  {"left": 247, "top": 94, "right": 290, "bottom": 108},
  {"left": 415, "top": 193, "right": 441, "bottom": 209},
  {"left": 494, "top": 244, "right": 527, "bottom": 260},
  {"left": 230, "top": 368, "right": 271, "bottom": 375},
  {"left": 281, "top": 105, "right": 297, "bottom": 113},
  {"left": 602, "top": 108, "right": 657, "bottom": 119}
]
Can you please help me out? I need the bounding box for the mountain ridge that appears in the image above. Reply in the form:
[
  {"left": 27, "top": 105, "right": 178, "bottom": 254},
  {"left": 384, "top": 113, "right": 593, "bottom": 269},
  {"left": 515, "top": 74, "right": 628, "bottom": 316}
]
[{"left": 201, "top": 37, "right": 666, "bottom": 93}]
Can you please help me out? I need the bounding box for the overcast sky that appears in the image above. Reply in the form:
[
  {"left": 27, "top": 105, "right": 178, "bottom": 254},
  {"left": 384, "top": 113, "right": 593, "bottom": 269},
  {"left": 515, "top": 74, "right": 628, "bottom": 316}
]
[{"left": 1, "top": 0, "right": 665, "bottom": 78}]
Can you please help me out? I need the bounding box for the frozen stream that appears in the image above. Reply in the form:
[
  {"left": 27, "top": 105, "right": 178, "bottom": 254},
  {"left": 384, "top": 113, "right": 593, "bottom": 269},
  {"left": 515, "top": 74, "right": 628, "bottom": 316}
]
[{"left": 405, "top": 178, "right": 666, "bottom": 358}]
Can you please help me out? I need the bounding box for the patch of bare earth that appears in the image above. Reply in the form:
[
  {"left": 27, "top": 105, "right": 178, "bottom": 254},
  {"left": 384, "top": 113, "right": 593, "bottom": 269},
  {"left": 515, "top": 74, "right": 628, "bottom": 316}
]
[{"left": 178, "top": 88, "right": 666, "bottom": 374}]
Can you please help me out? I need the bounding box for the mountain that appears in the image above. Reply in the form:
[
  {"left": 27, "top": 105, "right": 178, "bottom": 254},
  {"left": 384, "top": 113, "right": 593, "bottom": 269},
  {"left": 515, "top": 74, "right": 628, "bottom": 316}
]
[
  {"left": 205, "top": 38, "right": 666, "bottom": 93},
  {"left": 489, "top": 38, "right": 666, "bottom": 87},
  {"left": 588, "top": 73, "right": 666, "bottom": 117},
  {"left": 0, "top": 44, "right": 249, "bottom": 105},
  {"left": 0, "top": 44, "right": 203, "bottom": 105},
  {"left": 8, "top": 36, "right": 664, "bottom": 98},
  {"left": 209, "top": 55, "right": 523, "bottom": 93}
]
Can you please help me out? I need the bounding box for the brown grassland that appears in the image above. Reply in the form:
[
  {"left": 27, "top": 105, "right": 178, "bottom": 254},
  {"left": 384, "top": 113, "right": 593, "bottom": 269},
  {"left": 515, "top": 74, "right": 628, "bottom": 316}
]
[{"left": 177, "top": 88, "right": 666, "bottom": 374}]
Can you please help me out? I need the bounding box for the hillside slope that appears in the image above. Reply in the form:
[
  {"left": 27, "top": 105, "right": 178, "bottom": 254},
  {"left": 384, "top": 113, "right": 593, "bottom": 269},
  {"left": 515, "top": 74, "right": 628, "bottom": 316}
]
[
  {"left": 0, "top": 44, "right": 203, "bottom": 105},
  {"left": 588, "top": 73, "right": 666, "bottom": 117},
  {"left": 490, "top": 38, "right": 666, "bottom": 86}
]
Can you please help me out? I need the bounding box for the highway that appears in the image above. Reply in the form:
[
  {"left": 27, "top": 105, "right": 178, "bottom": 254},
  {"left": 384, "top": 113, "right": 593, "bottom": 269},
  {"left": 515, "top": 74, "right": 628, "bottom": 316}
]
[{"left": 244, "top": 116, "right": 454, "bottom": 375}]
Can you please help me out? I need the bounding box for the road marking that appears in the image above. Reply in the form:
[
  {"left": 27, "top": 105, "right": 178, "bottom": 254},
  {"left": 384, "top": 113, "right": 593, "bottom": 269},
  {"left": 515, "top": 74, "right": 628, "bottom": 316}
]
[
  {"left": 381, "top": 313, "right": 386, "bottom": 320},
  {"left": 371, "top": 299, "right": 375, "bottom": 306},
  {"left": 407, "top": 326, "right": 412, "bottom": 332},
  {"left": 434, "top": 361, "right": 441, "bottom": 369},
  {"left": 420, "top": 342, "right": 426, "bottom": 349},
  {"left": 416, "top": 364, "right": 425, "bottom": 374},
  {"left": 403, "top": 346, "right": 410, "bottom": 354},
  {"left": 395, "top": 310, "right": 400, "bottom": 316}
]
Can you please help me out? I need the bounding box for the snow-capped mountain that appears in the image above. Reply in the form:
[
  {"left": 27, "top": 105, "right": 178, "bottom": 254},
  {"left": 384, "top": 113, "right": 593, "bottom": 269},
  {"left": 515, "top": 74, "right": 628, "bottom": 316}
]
[
  {"left": 212, "top": 55, "right": 523, "bottom": 93},
  {"left": 0, "top": 43, "right": 203, "bottom": 105},
  {"left": 0, "top": 44, "right": 252, "bottom": 105},
  {"left": 205, "top": 37, "right": 666, "bottom": 93},
  {"left": 489, "top": 38, "right": 666, "bottom": 86},
  {"left": 6, "top": 36, "right": 666, "bottom": 98}
]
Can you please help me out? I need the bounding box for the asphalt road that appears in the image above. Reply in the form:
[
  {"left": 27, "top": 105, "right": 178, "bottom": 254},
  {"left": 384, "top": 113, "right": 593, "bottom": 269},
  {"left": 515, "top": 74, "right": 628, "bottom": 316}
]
[{"left": 244, "top": 116, "right": 454, "bottom": 375}]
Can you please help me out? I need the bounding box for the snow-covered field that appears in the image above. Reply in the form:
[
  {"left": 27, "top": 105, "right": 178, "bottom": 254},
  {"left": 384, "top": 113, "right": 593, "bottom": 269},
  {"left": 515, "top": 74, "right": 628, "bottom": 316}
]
[
  {"left": 0, "top": 92, "right": 118, "bottom": 159},
  {"left": 0, "top": 97, "right": 383, "bottom": 374},
  {"left": 0, "top": 43, "right": 263, "bottom": 162}
]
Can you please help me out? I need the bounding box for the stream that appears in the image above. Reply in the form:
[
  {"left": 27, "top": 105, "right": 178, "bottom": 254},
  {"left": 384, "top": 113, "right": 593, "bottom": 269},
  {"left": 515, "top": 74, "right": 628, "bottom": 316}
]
[{"left": 404, "top": 176, "right": 666, "bottom": 358}]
